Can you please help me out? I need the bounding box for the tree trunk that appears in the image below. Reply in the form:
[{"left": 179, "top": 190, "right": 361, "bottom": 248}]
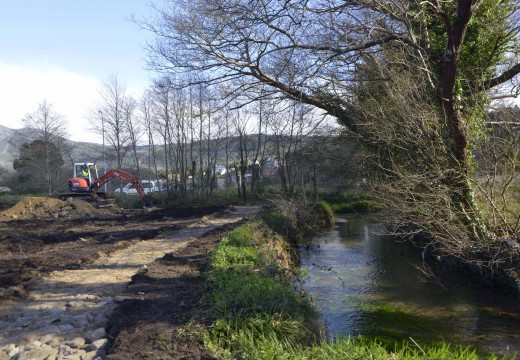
[{"left": 432, "top": 0, "right": 492, "bottom": 243}]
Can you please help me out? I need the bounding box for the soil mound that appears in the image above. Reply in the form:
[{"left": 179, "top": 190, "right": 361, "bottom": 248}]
[{"left": 0, "top": 196, "right": 112, "bottom": 220}]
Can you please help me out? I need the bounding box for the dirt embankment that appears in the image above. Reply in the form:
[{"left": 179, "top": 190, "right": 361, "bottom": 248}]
[
  {"left": 0, "top": 196, "right": 256, "bottom": 360},
  {"left": 0, "top": 196, "right": 115, "bottom": 220}
]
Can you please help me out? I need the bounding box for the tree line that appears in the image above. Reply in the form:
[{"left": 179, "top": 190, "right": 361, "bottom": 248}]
[{"left": 4, "top": 78, "right": 356, "bottom": 204}]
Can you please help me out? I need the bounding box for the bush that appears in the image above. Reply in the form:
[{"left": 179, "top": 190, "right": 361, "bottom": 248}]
[
  {"left": 312, "top": 201, "right": 335, "bottom": 228},
  {"left": 321, "top": 191, "right": 385, "bottom": 213},
  {"left": 261, "top": 197, "right": 335, "bottom": 243}
]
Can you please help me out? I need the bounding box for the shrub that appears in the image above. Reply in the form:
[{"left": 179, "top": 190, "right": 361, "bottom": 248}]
[{"left": 312, "top": 201, "right": 335, "bottom": 228}]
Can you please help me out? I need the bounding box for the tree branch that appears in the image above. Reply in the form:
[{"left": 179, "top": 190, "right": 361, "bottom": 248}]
[{"left": 479, "top": 63, "right": 520, "bottom": 92}]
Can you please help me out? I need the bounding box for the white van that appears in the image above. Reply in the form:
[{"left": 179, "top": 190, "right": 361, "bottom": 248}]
[{"left": 114, "top": 180, "right": 162, "bottom": 195}]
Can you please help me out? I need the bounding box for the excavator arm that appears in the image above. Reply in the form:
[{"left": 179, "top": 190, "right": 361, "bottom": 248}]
[{"left": 90, "top": 169, "right": 149, "bottom": 201}]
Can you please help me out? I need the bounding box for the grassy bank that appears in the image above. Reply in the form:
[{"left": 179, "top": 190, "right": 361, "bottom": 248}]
[
  {"left": 201, "top": 223, "right": 318, "bottom": 358},
  {"left": 198, "top": 222, "right": 500, "bottom": 359},
  {"left": 319, "top": 191, "right": 385, "bottom": 214}
]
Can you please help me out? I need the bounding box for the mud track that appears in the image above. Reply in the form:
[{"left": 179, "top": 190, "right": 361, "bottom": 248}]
[{"left": 0, "top": 204, "right": 259, "bottom": 360}]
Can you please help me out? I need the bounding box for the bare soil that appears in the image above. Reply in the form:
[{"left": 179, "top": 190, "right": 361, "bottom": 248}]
[
  {"left": 0, "top": 197, "right": 256, "bottom": 359},
  {"left": 106, "top": 222, "right": 243, "bottom": 360}
]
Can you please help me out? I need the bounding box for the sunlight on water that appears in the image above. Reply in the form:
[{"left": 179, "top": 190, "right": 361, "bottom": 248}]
[{"left": 299, "top": 215, "right": 520, "bottom": 356}]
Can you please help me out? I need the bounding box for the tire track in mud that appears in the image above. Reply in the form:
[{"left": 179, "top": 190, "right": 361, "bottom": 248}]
[{"left": 0, "top": 206, "right": 259, "bottom": 360}]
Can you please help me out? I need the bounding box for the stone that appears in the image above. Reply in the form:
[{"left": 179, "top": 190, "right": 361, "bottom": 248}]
[
  {"left": 63, "top": 349, "right": 86, "bottom": 360},
  {"left": 60, "top": 345, "right": 79, "bottom": 356},
  {"left": 47, "top": 308, "right": 65, "bottom": 317},
  {"left": 21, "top": 332, "right": 41, "bottom": 344},
  {"left": 85, "top": 328, "right": 106, "bottom": 343},
  {"left": 86, "top": 338, "right": 108, "bottom": 352},
  {"left": 16, "top": 347, "right": 59, "bottom": 360},
  {"left": 58, "top": 324, "right": 74, "bottom": 333},
  {"left": 82, "top": 351, "right": 100, "bottom": 360},
  {"left": 66, "top": 337, "right": 86, "bottom": 349},
  {"left": 99, "top": 296, "right": 113, "bottom": 303},
  {"left": 91, "top": 318, "right": 107, "bottom": 329},
  {"left": 86, "top": 295, "right": 100, "bottom": 301},
  {"left": 72, "top": 314, "right": 90, "bottom": 328},
  {"left": 23, "top": 343, "right": 38, "bottom": 351},
  {"left": 39, "top": 333, "right": 55, "bottom": 344},
  {"left": 7, "top": 347, "right": 19, "bottom": 358},
  {"left": 66, "top": 301, "right": 84, "bottom": 309}
]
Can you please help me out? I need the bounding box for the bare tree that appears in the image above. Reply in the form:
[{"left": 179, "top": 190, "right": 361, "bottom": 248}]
[
  {"left": 93, "top": 75, "right": 135, "bottom": 202},
  {"left": 95, "top": 75, "right": 133, "bottom": 170},
  {"left": 475, "top": 107, "right": 520, "bottom": 239},
  {"left": 141, "top": 90, "right": 165, "bottom": 205},
  {"left": 227, "top": 106, "right": 253, "bottom": 202},
  {"left": 266, "top": 100, "right": 325, "bottom": 197},
  {"left": 15, "top": 100, "right": 69, "bottom": 194},
  {"left": 125, "top": 97, "right": 142, "bottom": 177},
  {"left": 150, "top": 78, "right": 178, "bottom": 199}
]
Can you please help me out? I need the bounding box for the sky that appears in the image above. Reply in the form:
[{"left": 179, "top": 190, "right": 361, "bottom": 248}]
[{"left": 0, "top": 1, "right": 158, "bottom": 143}]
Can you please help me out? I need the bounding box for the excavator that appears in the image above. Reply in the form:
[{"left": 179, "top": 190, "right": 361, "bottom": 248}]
[{"left": 59, "top": 162, "right": 151, "bottom": 207}]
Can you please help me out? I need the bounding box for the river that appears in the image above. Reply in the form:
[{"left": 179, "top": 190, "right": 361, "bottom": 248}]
[{"left": 299, "top": 215, "right": 520, "bottom": 356}]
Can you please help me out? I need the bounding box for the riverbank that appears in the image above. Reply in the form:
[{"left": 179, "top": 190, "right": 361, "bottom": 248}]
[{"left": 173, "top": 218, "right": 504, "bottom": 359}]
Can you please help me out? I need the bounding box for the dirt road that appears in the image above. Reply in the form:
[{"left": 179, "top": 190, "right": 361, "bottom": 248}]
[{"left": 0, "top": 200, "right": 259, "bottom": 360}]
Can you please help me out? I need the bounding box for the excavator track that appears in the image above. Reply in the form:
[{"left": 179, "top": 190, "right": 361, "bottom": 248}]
[{"left": 58, "top": 192, "right": 114, "bottom": 208}]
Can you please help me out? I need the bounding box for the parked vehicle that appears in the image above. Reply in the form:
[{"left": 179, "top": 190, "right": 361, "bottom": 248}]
[{"left": 114, "top": 180, "right": 162, "bottom": 195}]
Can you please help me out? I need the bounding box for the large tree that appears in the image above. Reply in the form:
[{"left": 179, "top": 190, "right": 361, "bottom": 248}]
[
  {"left": 95, "top": 75, "right": 134, "bottom": 170},
  {"left": 16, "top": 100, "right": 68, "bottom": 194},
  {"left": 13, "top": 140, "right": 65, "bottom": 193},
  {"left": 143, "top": 0, "right": 520, "bottom": 279}
]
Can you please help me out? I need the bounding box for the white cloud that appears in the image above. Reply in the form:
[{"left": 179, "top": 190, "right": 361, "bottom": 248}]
[{"left": 0, "top": 62, "right": 103, "bottom": 143}]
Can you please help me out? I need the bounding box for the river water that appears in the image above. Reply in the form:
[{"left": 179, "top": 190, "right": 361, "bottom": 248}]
[{"left": 299, "top": 215, "right": 520, "bottom": 356}]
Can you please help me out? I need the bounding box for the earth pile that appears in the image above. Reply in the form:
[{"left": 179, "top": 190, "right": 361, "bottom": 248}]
[{"left": 0, "top": 197, "right": 112, "bottom": 220}]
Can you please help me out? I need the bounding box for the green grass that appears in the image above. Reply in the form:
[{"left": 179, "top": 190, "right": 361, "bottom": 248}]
[
  {"left": 202, "top": 223, "right": 318, "bottom": 358},
  {"left": 320, "top": 191, "right": 385, "bottom": 213},
  {"left": 301, "top": 337, "right": 487, "bottom": 360},
  {"left": 199, "top": 223, "right": 503, "bottom": 359},
  {"left": 260, "top": 200, "right": 335, "bottom": 243}
]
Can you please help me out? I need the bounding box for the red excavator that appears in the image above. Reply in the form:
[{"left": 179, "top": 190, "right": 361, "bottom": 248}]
[{"left": 60, "top": 162, "right": 151, "bottom": 207}]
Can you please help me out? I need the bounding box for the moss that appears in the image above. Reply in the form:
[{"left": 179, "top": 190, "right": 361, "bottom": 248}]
[{"left": 359, "top": 302, "right": 444, "bottom": 342}]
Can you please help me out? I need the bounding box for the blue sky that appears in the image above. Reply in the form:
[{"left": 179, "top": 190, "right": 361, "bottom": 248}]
[{"left": 0, "top": 1, "right": 157, "bottom": 142}]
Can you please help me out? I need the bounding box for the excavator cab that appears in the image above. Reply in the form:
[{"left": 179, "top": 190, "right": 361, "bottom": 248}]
[{"left": 69, "top": 162, "right": 99, "bottom": 192}]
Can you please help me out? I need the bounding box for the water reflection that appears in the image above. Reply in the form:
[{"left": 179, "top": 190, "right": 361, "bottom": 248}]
[{"left": 299, "top": 215, "right": 520, "bottom": 356}]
